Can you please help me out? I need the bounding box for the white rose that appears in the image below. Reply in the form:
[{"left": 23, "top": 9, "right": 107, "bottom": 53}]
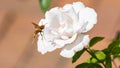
[{"left": 37, "top": 2, "right": 97, "bottom": 58}]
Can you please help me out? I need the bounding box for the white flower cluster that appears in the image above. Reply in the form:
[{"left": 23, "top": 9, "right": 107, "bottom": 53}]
[{"left": 37, "top": 2, "right": 97, "bottom": 58}]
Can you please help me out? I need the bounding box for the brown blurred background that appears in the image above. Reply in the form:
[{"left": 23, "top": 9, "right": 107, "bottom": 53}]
[{"left": 0, "top": 0, "right": 120, "bottom": 68}]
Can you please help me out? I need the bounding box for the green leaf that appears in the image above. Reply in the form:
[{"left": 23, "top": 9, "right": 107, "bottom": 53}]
[
  {"left": 72, "top": 48, "right": 85, "bottom": 63},
  {"left": 107, "top": 40, "right": 120, "bottom": 56},
  {"left": 76, "top": 63, "right": 102, "bottom": 68},
  {"left": 89, "top": 37, "right": 104, "bottom": 47},
  {"left": 95, "top": 51, "right": 106, "bottom": 61},
  {"left": 85, "top": 57, "right": 98, "bottom": 63},
  {"left": 108, "top": 40, "right": 120, "bottom": 50},
  {"left": 113, "top": 53, "right": 120, "bottom": 58},
  {"left": 112, "top": 47, "right": 120, "bottom": 55},
  {"left": 39, "top": 0, "right": 51, "bottom": 13},
  {"left": 105, "top": 55, "right": 112, "bottom": 68},
  {"left": 102, "top": 48, "right": 110, "bottom": 55}
]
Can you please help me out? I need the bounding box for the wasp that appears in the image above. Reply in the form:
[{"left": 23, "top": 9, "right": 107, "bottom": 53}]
[{"left": 32, "top": 22, "right": 45, "bottom": 44}]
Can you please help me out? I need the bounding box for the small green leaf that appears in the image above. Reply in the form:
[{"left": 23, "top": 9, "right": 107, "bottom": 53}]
[
  {"left": 85, "top": 57, "right": 98, "bottom": 63},
  {"left": 108, "top": 40, "right": 120, "bottom": 50},
  {"left": 107, "top": 40, "right": 120, "bottom": 56},
  {"left": 95, "top": 51, "right": 106, "bottom": 61},
  {"left": 105, "top": 55, "right": 112, "bottom": 68},
  {"left": 113, "top": 53, "right": 120, "bottom": 58},
  {"left": 112, "top": 47, "right": 120, "bottom": 55},
  {"left": 89, "top": 37, "right": 104, "bottom": 47},
  {"left": 76, "top": 63, "right": 102, "bottom": 68},
  {"left": 39, "top": 0, "right": 51, "bottom": 13},
  {"left": 102, "top": 48, "right": 110, "bottom": 54},
  {"left": 72, "top": 48, "right": 85, "bottom": 63}
]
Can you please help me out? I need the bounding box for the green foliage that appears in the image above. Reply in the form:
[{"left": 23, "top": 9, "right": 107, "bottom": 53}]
[
  {"left": 72, "top": 48, "right": 85, "bottom": 63},
  {"left": 105, "top": 55, "right": 112, "bottom": 68},
  {"left": 85, "top": 57, "right": 98, "bottom": 63},
  {"left": 73, "top": 36, "right": 120, "bottom": 68},
  {"left": 95, "top": 51, "right": 106, "bottom": 61},
  {"left": 113, "top": 53, "right": 120, "bottom": 58},
  {"left": 39, "top": 0, "right": 51, "bottom": 13},
  {"left": 85, "top": 51, "right": 106, "bottom": 63},
  {"left": 102, "top": 48, "right": 110, "bottom": 55},
  {"left": 75, "top": 63, "right": 102, "bottom": 68},
  {"left": 104, "top": 40, "right": 120, "bottom": 58},
  {"left": 108, "top": 40, "right": 120, "bottom": 52},
  {"left": 89, "top": 37, "right": 104, "bottom": 47},
  {"left": 111, "top": 47, "right": 120, "bottom": 55}
]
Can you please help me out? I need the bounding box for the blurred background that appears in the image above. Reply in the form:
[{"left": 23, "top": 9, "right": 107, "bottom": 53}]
[{"left": 0, "top": 0, "right": 120, "bottom": 68}]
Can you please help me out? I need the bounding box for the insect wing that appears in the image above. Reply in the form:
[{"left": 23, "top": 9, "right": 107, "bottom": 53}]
[{"left": 32, "top": 22, "right": 40, "bottom": 28}]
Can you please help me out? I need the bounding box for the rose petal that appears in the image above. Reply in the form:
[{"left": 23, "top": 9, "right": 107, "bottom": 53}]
[
  {"left": 54, "top": 33, "right": 77, "bottom": 48},
  {"left": 45, "top": 7, "right": 61, "bottom": 28},
  {"left": 60, "top": 34, "right": 89, "bottom": 58},
  {"left": 37, "top": 36, "right": 56, "bottom": 54},
  {"left": 72, "top": 2, "right": 85, "bottom": 14},
  {"left": 79, "top": 7, "right": 97, "bottom": 33},
  {"left": 62, "top": 4, "right": 80, "bottom": 33},
  {"left": 60, "top": 49, "right": 75, "bottom": 58}
]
